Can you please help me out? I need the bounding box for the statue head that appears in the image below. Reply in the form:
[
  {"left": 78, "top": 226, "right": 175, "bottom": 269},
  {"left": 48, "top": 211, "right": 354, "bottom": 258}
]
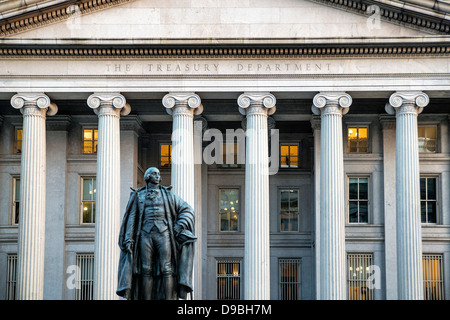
[{"left": 144, "top": 167, "right": 162, "bottom": 185}]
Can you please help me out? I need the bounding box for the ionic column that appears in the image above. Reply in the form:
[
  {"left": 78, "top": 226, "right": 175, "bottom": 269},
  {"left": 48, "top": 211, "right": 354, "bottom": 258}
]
[
  {"left": 88, "top": 93, "right": 130, "bottom": 300},
  {"left": 312, "top": 92, "right": 352, "bottom": 300},
  {"left": 386, "top": 91, "right": 429, "bottom": 300},
  {"left": 163, "top": 92, "right": 203, "bottom": 298},
  {"left": 162, "top": 93, "right": 203, "bottom": 208},
  {"left": 238, "top": 92, "right": 276, "bottom": 300},
  {"left": 10, "top": 93, "right": 58, "bottom": 299}
]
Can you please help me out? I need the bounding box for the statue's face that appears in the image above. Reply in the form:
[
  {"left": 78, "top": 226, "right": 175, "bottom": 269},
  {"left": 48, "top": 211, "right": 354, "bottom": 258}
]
[{"left": 145, "top": 168, "right": 161, "bottom": 185}]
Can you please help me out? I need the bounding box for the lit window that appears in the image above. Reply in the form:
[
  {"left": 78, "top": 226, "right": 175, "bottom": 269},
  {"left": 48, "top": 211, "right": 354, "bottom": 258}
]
[
  {"left": 216, "top": 258, "right": 241, "bottom": 300},
  {"left": 347, "top": 127, "right": 368, "bottom": 153},
  {"left": 219, "top": 189, "right": 239, "bottom": 232},
  {"left": 81, "top": 177, "right": 96, "bottom": 224},
  {"left": 418, "top": 126, "right": 437, "bottom": 153},
  {"left": 83, "top": 128, "right": 98, "bottom": 154},
  {"left": 12, "top": 177, "right": 20, "bottom": 225},
  {"left": 6, "top": 254, "right": 17, "bottom": 300},
  {"left": 14, "top": 128, "right": 22, "bottom": 154},
  {"left": 280, "top": 189, "right": 299, "bottom": 232},
  {"left": 423, "top": 254, "right": 444, "bottom": 300},
  {"left": 160, "top": 143, "right": 172, "bottom": 168},
  {"left": 280, "top": 144, "right": 299, "bottom": 168},
  {"left": 348, "top": 177, "right": 369, "bottom": 223},
  {"left": 279, "top": 258, "right": 301, "bottom": 300},
  {"left": 76, "top": 253, "right": 94, "bottom": 300},
  {"left": 347, "top": 253, "right": 374, "bottom": 300},
  {"left": 420, "top": 177, "right": 438, "bottom": 224},
  {"left": 221, "top": 143, "right": 239, "bottom": 168}
]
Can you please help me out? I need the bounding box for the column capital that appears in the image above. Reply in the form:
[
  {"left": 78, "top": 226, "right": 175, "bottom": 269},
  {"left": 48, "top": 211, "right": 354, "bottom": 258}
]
[
  {"left": 11, "top": 92, "right": 58, "bottom": 117},
  {"left": 311, "top": 92, "right": 352, "bottom": 116},
  {"left": 385, "top": 91, "right": 429, "bottom": 116},
  {"left": 238, "top": 92, "right": 276, "bottom": 116},
  {"left": 162, "top": 92, "right": 203, "bottom": 116},
  {"left": 87, "top": 92, "right": 130, "bottom": 117}
]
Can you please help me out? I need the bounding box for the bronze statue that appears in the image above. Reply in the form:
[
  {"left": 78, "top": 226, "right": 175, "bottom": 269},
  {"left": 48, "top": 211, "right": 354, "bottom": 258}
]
[{"left": 117, "top": 167, "right": 196, "bottom": 300}]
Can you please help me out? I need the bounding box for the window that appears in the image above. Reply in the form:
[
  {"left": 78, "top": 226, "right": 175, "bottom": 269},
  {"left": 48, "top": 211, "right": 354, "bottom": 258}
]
[
  {"left": 347, "top": 126, "right": 368, "bottom": 153},
  {"left": 160, "top": 143, "right": 172, "bottom": 168},
  {"left": 347, "top": 253, "right": 374, "bottom": 300},
  {"left": 348, "top": 177, "right": 369, "bottom": 223},
  {"left": 6, "top": 254, "right": 17, "bottom": 300},
  {"left": 280, "top": 189, "right": 299, "bottom": 232},
  {"left": 420, "top": 177, "right": 437, "bottom": 224},
  {"left": 14, "top": 128, "right": 23, "bottom": 154},
  {"left": 418, "top": 126, "right": 437, "bottom": 153},
  {"left": 83, "top": 128, "right": 98, "bottom": 154},
  {"left": 221, "top": 143, "right": 239, "bottom": 168},
  {"left": 280, "top": 144, "right": 298, "bottom": 168},
  {"left": 12, "top": 177, "right": 20, "bottom": 225},
  {"left": 76, "top": 253, "right": 94, "bottom": 300},
  {"left": 216, "top": 258, "right": 241, "bottom": 300},
  {"left": 219, "top": 189, "right": 239, "bottom": 231},
  {"left": 81, "top": 177, "right": 96, "bottom": 224},
  {"left": 279, "top": 258, "right": 301, "bottom": 300},
  {"left": 423, "top": 254, "right": 444, "bottom": 300}
]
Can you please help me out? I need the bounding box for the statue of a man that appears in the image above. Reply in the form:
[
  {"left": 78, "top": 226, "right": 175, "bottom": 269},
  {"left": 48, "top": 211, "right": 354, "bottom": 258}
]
[{"left": 117, "top": 167, "right": 196, "bottom": 300}]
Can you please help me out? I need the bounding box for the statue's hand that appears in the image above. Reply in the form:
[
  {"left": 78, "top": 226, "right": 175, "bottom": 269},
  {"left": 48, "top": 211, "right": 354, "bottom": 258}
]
[
  {"left": 173, "top": 224, "right": 183, "bottom": 236},
  {"left": 125, "top": 239, "right": 134, "bottom": 254}
]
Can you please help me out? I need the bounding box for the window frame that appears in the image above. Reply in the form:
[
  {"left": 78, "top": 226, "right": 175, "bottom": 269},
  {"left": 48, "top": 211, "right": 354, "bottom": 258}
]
[
  {"left": 347, "top": 176, "right": 370, "bottom": 224},
  {"left": 80, "top": 176, "right": 96, "bottom": 224},
  {"left": 346, "top": 253, "right": 374, "bottom": 300},
  {"left": 76, "top": 253, "right": 94, "bottom": 300},
  {"left": 278, "top": 188, "right": 300, "bottom": 232},
  {"left": 218, "top": 187, "right": 241, "bottom": 232},
  {"left": 6, "top": 254, "right": 17, "bottom": 300},
  {"left": 346, "top": 125, "right": 369, "bottom": 154},
  {"left": 420, "top": 176, "right": 439, "bottom": 224},
  {"left": 11, "top": 176, "right": 20, "bottom": 225},
  {"left": 13, "top": 127, "right": 23, "bottom": 154},
  {"left": 422, "top": 254, "right": 445, "bottom": 300},
  {"left": 82, "top": 127, "right": 98, "bottom": 154},
  {"left": 216, "top": 258, "right": 242, "bottom": 300},
  {"left": 159, "top": 142, "right": 172, "bottom": 169},
  {"left": 279, "top": 142, "right": 299, "bottom": 169},
  {"left": 418, "top": 125, "right": 438, "bottom": 153},
  {"left": 278, "top": 258, "right": 302, "bottom": 300}
]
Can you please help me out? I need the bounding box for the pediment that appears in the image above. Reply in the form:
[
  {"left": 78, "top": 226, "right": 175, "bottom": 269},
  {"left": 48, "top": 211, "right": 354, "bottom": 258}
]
[{"left": 0, "top": 0, "right": 444, "bottom": 40}]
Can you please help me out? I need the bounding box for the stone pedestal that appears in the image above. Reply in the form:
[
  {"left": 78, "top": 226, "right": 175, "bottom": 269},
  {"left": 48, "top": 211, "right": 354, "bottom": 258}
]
[
  {"left": 238, "top": 92, "right": 276, "bottom": 300},
  {"left": 312, "top": 92, "right": 352, "bottom": 300},
  {"left": 11, "top": 93, "right": 57, "bottom": 299},
  {"left": 386, "top": 91, "right": 429, "bottom": 300},
  {"left": 88, "top": 93, "right": 130, "bottom": 300}
]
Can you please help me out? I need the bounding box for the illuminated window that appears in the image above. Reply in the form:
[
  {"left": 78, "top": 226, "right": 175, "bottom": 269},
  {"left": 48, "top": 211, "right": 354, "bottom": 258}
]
[
  {"left": 83, "top": 128, "right": 98, "bottom": 154},
  {"left": 347, "top": 253, "right": 373, "bottom": 300},
  {"left": 423, "top": 254, "right": 444, "bottom": 300},
  {"left": 160, "top": 143, "right": 172, "bottom": 168},
  {"left": 280, "top": 144, "right": 299, "bottom": 168},
  {"left": 219, "top": 188, "right": 239, "bottom": 232},
  {"left": 14, "top": 128, "right": 22, "bottom": 154},
  {"left": 216, "top": 258, "right": 241, "bottom": 300},
  {"left": 81, "top": 177, "right": 96, "bottom": 224},
  {"left": 347, "top": 127, "right": 368, "bottom": 153},
  {"left": 418, "top": 126, "right": 437, "bottom": 153},
  {"left": 348, "top": 177, "right": 369, "bottom": 223},
  {"left": 279, "top": 258, "right": 301, "bottom": 300},
  {"left": 420, "top": 177, "right": 438, "bottom": 224},
  {"left": 221, "top": 143, "right": 239, "bottom": 168},
  {"left": 12, "top": 177, "right": 20, "bottom": 225},
  {"left": 76, "top": 253, "right": 94, "bottom": 300},
  {"left": 280, "top": 189, "right": 299, "bottom": 232}
]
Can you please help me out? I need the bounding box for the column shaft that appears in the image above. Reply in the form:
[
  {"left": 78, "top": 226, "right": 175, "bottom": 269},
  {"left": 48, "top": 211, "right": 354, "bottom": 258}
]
[
  {"left": 312, "top": 92, "right": 352, "bottom": 300},
  {"left": 238, "top": 93, "right": 276, "bottom": 300}
]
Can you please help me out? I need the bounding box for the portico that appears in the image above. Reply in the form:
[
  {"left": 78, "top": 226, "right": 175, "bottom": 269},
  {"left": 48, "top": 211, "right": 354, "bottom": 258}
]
[{"left": 0, "top": 0, "right": 449, "bottom": 301}]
